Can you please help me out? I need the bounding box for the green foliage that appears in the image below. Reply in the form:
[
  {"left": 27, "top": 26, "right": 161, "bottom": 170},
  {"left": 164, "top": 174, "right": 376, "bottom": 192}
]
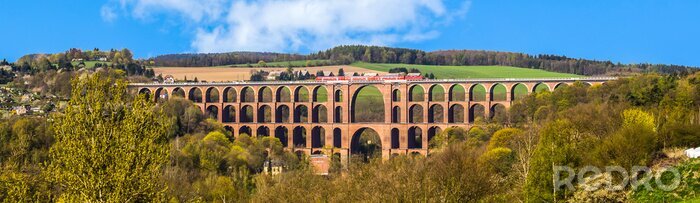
[
  {"left": 631, "top": 159, "right": 700, "bottom": 202},
  {"left": 45, "top": 73, "right": 172, "bottom": 202},
  {"left": 593, "top": 109, "right": 658, "bottom": 170},
  {"left": 487, "top": 128, "right": 523, "bottom": 150}
]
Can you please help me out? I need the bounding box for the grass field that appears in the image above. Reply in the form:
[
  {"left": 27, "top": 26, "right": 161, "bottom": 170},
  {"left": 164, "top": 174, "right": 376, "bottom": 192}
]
[
  {"left": 71, "top": 61, "right": 112, "bottom": 69},
  {"left": 350, "top": 62, "right": 581, "bottom": 79},
  {"left": 152, "top": 65, "right": 385, "bottom": 82},
  {"left": 229, "top": 60, "right": 330, "bottom": 67}
]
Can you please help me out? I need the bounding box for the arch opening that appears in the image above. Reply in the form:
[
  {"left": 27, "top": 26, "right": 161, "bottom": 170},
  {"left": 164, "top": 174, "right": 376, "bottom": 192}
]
[
  {"left": 333, "top": 128, "right": 342, "bottom": 148},
  {"left": 276, "top": 87, "right": 291, "bottom": 102},
  {"left": 294, "top": 105, "right": 309, "bottom": 123},
  {"left": 408, "top": 126, "right": 423, "bottom": 149},
  {"left": 469, "top": 104, "right": 485, "bottom": 123},
  {"left": 311, "top": 126, "right": 325, "bottom": 148},
  {"left": 293, "top": 127, "right": 307, "bottom": 148},
  {"left": 313, "top": 86, "right": 328, "bottom": 102},
  {"left": 429, "top": 85, "right": 445, "bottom": 102},
  {"left": 448, "top": 104, "right": 465, "bottom": 123},
  {"left": 188, "top": 87, "right": 203, "bottom": 103},
  {"left": 351, "top": 85, "right": 384, "bottom": 123},
  {"left": 428, "top": 104, "right": 444, "bottom": 123},
  {"left": 391, "top": 128, "right": 400, "bottom": 149},
  {"left": 223, "top": 105, "right": 236, "bottom": 122},
  {"left": 408, "top": 85, "right": 425, "bottom": 102},
  {"left": 449, "top": 84, "right": 466, "bottom": 101},
  {"left": 275, "top": 127, "right": 289, "bottom": 147},
  {"left": 240, "top": 87, "right": 255, "bottom": 102},
  {"left": 276, "top": 105, "right": 290, "bottom": 123},
  {"left": 223, "top": 87, "right": 237, "bottom": 102},
  {"left": 206, "top": 87, "right": 219, "bottom": 103},
  {"left": 409, "top": 104, "right": 424, "bottom": 123},
  {"left": 240, "top": 105, "right": 254, "bottom": 123},
  {"left": 490, "top": 83, "right": 507, "bottom": 101},
  {"left": 258, "top": 86, "right": 272, "bottom": 102},
  {"left": 257, "top": 105, "right": 272, "bottom": 123},
  {"left": 295, "top": 86, "right": 310, "bottom": 102},
  {"left": 350, "top": 128, "right": 382, "bottom": 162},
  {"left": 206, "top": 105, "right": 218, "bottom": 119},
  {"left": 469, "top": 84, "right": 486, "bottom": 102}
]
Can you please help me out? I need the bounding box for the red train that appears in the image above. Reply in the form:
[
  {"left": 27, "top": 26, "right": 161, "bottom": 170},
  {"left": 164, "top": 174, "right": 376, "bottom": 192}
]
[{"left": 315, "top": 73, "right": 423, "bottom": 82}]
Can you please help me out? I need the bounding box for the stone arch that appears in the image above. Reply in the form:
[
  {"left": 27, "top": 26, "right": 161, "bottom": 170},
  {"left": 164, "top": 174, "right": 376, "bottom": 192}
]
[
  {"left": 206, "top": 105, "right": 218, "bottom": 119},
  {"left": 155, "top": 88, "right": 168, "bottom": 102},
  {"left": 294, "top": 105, "right": 309, "bottom": 123},
  {"left": 294, "top": 86, "right": 310, "bottom": 102},
  {"left": 449, "top": 84, "right": 466, "bottom": 101},
  {"left": 138, "top": 88, "right": 151, "bottom": 99},
  {"left": 392, "top": 106, "right": 401, "bottom": 123},
  {"left": 240, "top": 105, "right": 254, "bottom": 123},
  {"left": 205, "top": 87, "right": 219, "bottom": 102},
  {"left": 334, "top": 106, "right": 343, "bottom": 123},
  {"left": 223, "top": 105, "right": 236, "bottom": 122},
  {"left": 239, "top": 126, "right": 252, "bottom": 136},
  {"left": 428, "top": 84, "right": 446, "bottom": 102},
  {"left": 469, "top": 103, "right": 486, "bottom": 123},
  {"left": 408, "top": 126, "right": 423, "bottom": 149},
  {"left": 490, "top": 103, "right": 507, "bottom": 121},
  {"left": 409, "top": 104, "right": 424, "bottom": 123},
  {"left": 448, "top": 104, "right": 465, "bottom": 123},
  {"left": 276, "top": 105, "right": 290, "bottom": 123},
  {"left": 293, "top": 126, "right": 307, "bottom": 148},
  {"left": 428, "top": 104, "right": 444, "bottom": 123},
  {"left": 533, "top": 83, "right": 551, "bottom": 93},
  {"left": 172, "top": 87, "right": 185, "bottom": 98},
  {"left": 351, "top": 85, "right": 384, "bottom": 123},
  {"left": 334, "top": 90, "right": 343, "bottom": 102},
  {"left": 257, "top": 105, "right": 272, "bottom": 123},
  {"left": 350, "top": 127, "right": 382, "bottom": 162},
  {"left": 490, "top": 83, "right": 507, "bottom": 101},
  {"left": 511, "top": 83, "right": 529, "bottom": 101},
  {"left": 311, "top": 126, "right": 325, "bottom": 148},
  {"left": 258, "top": 86, "right": 272, "bottom": 102},
  {"left": 188, "top": 87, "right": 203, "bottom": 103},
  {"left": 223, "top": 87, "right": 237, "bottom": 102},
  {"left": 428, "top": 126, "right": 442, "bottom": 144},
  {"left": 275, "top": 126, "right": 289, "bottom": 147},
  {"left": 224, "top": 126, "right": 234, "bottom": 139},
  {"left": 333, "top": 128, "right": 342, "bottom": 148},
  {"left": 469, "top": 84, "right": 487, "bottom": 102},
  {"left": 257, "top": 126, "right": 270, "bottom": 137},
  {"left": 313, "top": 86, "right": 328, "bottom": 102},
  {"left": 391, "top": 128, "right": 400, "bottom": 149},
  {"left": 312, "top": 105, "right": 328, "bottom": 123},
  {"left": 554, "top": 82, "right": 569, "bottom": 90},
  {"left": 408, "top": 85, "right": 425, "bottom": 102},
  {"left": 240, "top": 86, "right": 255, "bottom": 102},
  {"left": 392, "top": 89, "right": 401, "bottom": 102},
  {"left": 276, "top": 86, "right": 292, "bottom": 102}
]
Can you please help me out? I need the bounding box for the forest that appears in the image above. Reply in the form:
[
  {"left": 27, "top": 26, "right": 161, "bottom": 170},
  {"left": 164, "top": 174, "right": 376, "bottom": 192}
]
[
  {"left": 150, "top": 45, "right": 699, "bottom": 76},
  {"left": 1, "top": 66, "right": 699, "bottom": 202}
]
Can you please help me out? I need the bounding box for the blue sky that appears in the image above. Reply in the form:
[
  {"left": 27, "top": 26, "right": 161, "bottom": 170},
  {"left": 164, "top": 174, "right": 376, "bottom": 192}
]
[{"left": 1, "top": 0, "right": 699, "bottom": 66}]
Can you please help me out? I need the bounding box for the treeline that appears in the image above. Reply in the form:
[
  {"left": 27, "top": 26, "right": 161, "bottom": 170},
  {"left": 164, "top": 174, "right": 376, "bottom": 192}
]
[
  {"left": 312, "top": 45, "right": 698, "bottom": 76},
  {"left": 151, "top": 52, "right": 307, "bottom": 67},
  {"left": 151, "top": 45, "right": 698, "bottom": 76},
  {"left": 8, "top": 48, "right": 155, "bottom": 81}
]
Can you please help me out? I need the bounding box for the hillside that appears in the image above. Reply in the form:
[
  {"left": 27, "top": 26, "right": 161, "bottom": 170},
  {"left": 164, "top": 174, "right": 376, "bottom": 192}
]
[
  {"left": 149, "top": 45, "right": 699, "bottom": 76},
  {"left": 350, "top": 62, "right": 580, "bottom": 79}
]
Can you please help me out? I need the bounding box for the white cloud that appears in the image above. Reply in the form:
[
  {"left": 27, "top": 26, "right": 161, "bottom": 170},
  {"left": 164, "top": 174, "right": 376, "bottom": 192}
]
[
  {"left": 100, "top": 5, "right": 118, "bottom": 22},
  {"left": 107, "top": 0, "right": 469, "bottom": 53}
]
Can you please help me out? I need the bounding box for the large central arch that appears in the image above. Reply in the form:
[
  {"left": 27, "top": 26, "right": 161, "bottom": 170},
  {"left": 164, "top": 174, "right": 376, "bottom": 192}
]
[
  {"left": 351, "top": 85, "right": 384, "bottom": 123},
  {"left": 350, "top": 127, "right": 382, "bottom": 162}
]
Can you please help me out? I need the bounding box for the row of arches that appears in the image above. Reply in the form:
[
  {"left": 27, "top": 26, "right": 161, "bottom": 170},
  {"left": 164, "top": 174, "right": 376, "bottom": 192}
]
[
  {"left": 224, "top": 126, "right": 444, "bottom": 150},
  {"left": 138, "top": 82, "right": 574, "bottom": 104},
  {"left": 144, "top": 85, "right": 336, "bottom": 103},
  {"left": 206, "top": 102, "right": 504, "bottom": 124},
  {"left": 402, "top": 82, "right": 562, "bottom": 102}
]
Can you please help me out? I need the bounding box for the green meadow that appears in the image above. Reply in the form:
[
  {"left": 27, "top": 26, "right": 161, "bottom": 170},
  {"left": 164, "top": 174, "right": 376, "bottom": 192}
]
[{"left": 350, "top": 62, "right": 581, "bottom": 79}]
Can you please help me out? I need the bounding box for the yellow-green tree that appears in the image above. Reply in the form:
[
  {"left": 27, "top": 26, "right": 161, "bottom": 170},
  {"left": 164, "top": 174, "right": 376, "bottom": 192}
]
[{"left": 45, "top": 73, "right": 171, "bottom": 202}]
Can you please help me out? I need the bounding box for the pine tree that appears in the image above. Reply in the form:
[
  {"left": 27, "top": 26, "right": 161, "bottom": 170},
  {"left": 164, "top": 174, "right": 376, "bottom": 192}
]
[{"left": 338, "top": 68, "right": 345, "bottom": 76}]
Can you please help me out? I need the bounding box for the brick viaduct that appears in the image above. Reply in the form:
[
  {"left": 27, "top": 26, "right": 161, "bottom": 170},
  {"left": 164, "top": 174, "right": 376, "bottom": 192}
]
[{"left": 130, "top": 77, "right": 614, "bottom": 161}]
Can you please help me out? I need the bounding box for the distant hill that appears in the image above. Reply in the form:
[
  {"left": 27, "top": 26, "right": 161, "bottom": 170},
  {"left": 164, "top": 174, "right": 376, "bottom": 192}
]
[{"left": 149, "top": 45, "right": 699, "bottom": 76}]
